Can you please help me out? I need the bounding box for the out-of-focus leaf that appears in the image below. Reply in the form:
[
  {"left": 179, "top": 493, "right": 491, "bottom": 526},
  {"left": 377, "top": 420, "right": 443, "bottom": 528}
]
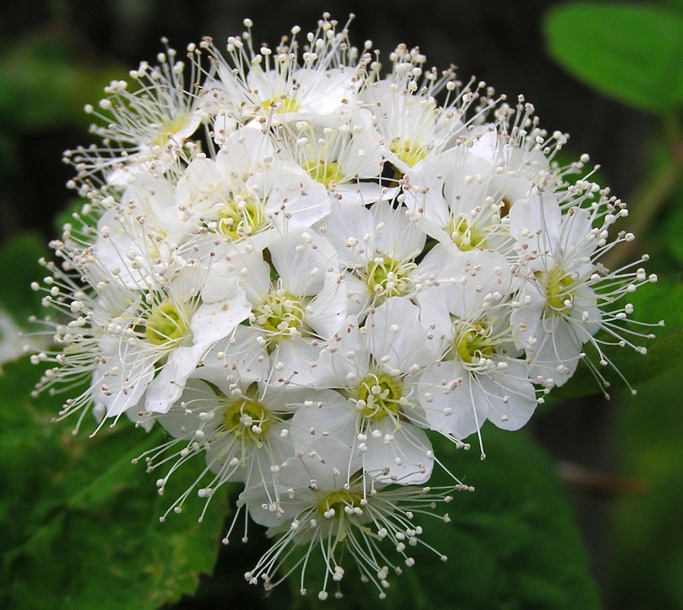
[
  {"left": 0, "top": 358, "right": 227, "bottom": 610},
  {"left": 54, "top": 198, "right": 96, "bottom": 235},
  {"left": 553, "top": 278, "right": 683, "bottom": 399},
  {"left": 611, "top": 359, "right": 683, "bottom": 610},
  {"left": 664, "top": 0, "right": 683, "bottom": 14},
  {"left": 0, "top": 32, "right": 122, "bottom": 130},
  {"left": 0, "top": 234, "right": 46, "bottom": 329},
  {"left": 0, "top": 130, "right": 17, "bottom": 178},
  {"left": 544, "top": 3, "right": 683, "bottom": 113},
  {"left": 281, "top": 430, "right": 599, "bottom": 610},
  {"left": 663, "top": 200, "right": 683, "bottom": 265}
]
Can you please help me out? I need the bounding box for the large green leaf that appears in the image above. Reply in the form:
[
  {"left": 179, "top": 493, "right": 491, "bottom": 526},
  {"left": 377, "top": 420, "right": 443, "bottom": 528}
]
[
  {"left": 0, "top": 358, "right": 227, "bottom": 610},
  {"left": 544, "top": 3, "right": 683, "bottom": 113}
]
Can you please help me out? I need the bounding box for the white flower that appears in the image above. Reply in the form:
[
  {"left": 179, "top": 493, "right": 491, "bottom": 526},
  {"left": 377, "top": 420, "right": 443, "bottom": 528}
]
[
  {"left": 296, "top": 298, "right": 440, "bottom": 484},
  {"left": 240, "top": 436, "right": 461, "bottom": 600},
  {"left": 275, "top": 108, "right": 386, "bottom": 204},
  {"left": 176, "top": 127, "right": 330, "bottom": 251},
  {"left": 96, "top": 269, "right": 251, "bottom": 416},
  {"left": 509, "top": 188, "right": 657, "bottom": 389},
  {"left": 204, "top": 230, "right": 350, "bottom": 388},
  {"left": 403, "top": 143, "right": 513, "bottom": 256},
  {"left": 318, "top": 199, "right": 432, "bottom": 312},
  {"left": 33, "top": 230, "right": 251, "bottom": 422},
  {"left": 203, "top": 15, "right": 362, "bottom": 130},
  {"left": 65, "top": 41, "right": 204, "bottom": 185},
  {"left": 32, "top": 14, "right": 659, "bottom": 600},
  {"left": 92, "top": 172, "right": 194, "bottom": 289},
  {"left": 148, "top": 361, "right": 300, "bottom": 520},
  {"left": 417, "top": 247, "right": 537, "bottom": 446}
]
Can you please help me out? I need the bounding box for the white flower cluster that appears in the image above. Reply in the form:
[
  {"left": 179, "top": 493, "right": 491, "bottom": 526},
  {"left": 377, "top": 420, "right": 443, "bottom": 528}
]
[{"left": 30, "top": 14, "right": 657, "bottom": 600}]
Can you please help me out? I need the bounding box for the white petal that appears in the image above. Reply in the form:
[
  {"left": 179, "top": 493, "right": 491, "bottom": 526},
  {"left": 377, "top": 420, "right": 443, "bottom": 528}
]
[
  {"left": 199, "top": 326, "right": 270, "bottom": 387},
  {"left": 367, "top": 298, "right": 438, "bottom": 372},
  {"left": 289, "top": 391, "right": 357, "bottom": 452},
  {"left": 371, "top": 200, "right": 426, "bottom": 260},
  {"left": 305, "top": 272, "right": 354, "bottom": 339},
  {"left": 509, "top": 191, "right": 562, "bottom": 247},
  {"left": 418, "top": 361, "right": 488, "bottom": 440},
  {"left": 362, "top": 419, "right": 433, "bottom": 485},
  {"left": 269, "top": 339, "right": 321, "bottom": 389},
  {"left": 95, "top": 341, "right": 155, "bottom": 417},
  {"left": 190, "top": 292, "right": 251, "bottom": 348},
  {"left": 269, "top": 229, "right": 336, "bottom": 296},
  {"left": 157, "top": 378, "right": 219, "bottom": 438},
  {"left": 482, "top": 360, "right": 537, "bottom": 430},
  {"left": 145, "top": 344, "right": 203, "bottom": 413}
]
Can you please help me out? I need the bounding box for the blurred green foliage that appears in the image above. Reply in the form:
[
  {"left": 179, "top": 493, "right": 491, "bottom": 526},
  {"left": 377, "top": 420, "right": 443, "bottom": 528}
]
[
  {"left": 0, "top": 235, "right": 46, "bottom": 330},
  {"left": 545, "top": 3, "right": 683, "bottom": 610},
  {"left": 612, "top": 360, "right": 683, "bottom": 610},
  {"left": 0, "top": 357, "right": 228, "bottom": 610},
  {"left": 545, "top": 3, "right": 683, "bottom": 114},
  {"left": 0, "top": 32, "right": 121, "bottom": 131},
  {"left": 0, "top": 28, "right": 123, "bottom": 243}
]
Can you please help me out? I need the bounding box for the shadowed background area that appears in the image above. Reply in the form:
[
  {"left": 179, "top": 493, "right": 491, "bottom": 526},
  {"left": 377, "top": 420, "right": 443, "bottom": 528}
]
[{"left": 0, "top": 0, "right": 653, "bottom": 245}]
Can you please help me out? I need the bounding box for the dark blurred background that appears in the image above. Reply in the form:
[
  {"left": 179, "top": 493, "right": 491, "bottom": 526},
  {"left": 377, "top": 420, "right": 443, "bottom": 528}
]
[
  {"left": 0, "top": 0, "right": 654, "bottom": 246},
  {"left": 1, "top": 2, "right": 672, "bottom": 609}
]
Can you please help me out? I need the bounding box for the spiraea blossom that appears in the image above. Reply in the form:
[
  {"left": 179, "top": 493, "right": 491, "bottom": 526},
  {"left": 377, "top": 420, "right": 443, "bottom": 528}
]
[{"left": 30, "top": 13, "right": 658, "bottom": 600}]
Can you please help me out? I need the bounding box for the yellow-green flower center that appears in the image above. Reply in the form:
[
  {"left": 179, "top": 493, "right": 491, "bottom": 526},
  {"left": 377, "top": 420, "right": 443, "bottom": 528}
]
[
  {"left": 261, "top": 95, "right": 300, "bottom": 115},
  {"left": 537, "top": 267, "right": 576, "bottom": 312},
  {"left": 151, "top": 115, "right": 191, "bottom": 148},
  {"left": 216, "top": 195, "right": 265, "bottom": 241},
  {"left": 316, "top": 489, "right": 363, "bottom": 519},
  {"left": 454, "top": 322, "right": 495, "bottom": 364},
  {"left": 447, "top": 217, "right": 487, "bottom": 251},
  {"left": 355, "top": 373, "right": 404, "bottom": 423},
  {"left": 253, "top": 289, "right": 306, "bottom": 340},
  {"left": 145, "top": 301, "right": 189, "bottom": 346},
  {"left": 222, "top": 396, "right": 272, "bottom": 446},
  {"left": 390, "top": 138, "right": 427, "bottom": 169},
  {"left": 363, "top": 257, "right": 416, "bottom": 301},
  {"left": 305, "top": 160, "right": 344, "bottom": 188}
]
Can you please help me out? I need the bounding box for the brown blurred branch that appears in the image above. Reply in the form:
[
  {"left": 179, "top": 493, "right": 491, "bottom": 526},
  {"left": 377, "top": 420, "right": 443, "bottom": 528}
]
[{"left": 558, "top": 461, "right": 648, "bottom": 496}]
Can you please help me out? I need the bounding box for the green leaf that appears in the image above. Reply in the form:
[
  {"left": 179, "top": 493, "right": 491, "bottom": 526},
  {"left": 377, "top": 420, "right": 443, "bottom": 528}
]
[
  {"left": 53, "top": 197, "right": 98, "bottom": 236},
  {"left": 554, "top": 278, "right": 683, "bottom": 399},
  {"left": 611, "top": 359, "right": 683, "bottom": 609},
  {"left": 280, "top": 430, "right": 599, "bottom": 610},
  {"left": 0, "top": 358, "right": 227, "bottom": 610},
  {"left": 0, "top": 234, "right": 46, "bottom": 329},
  {"left": 663, "top": 198, "right": 683, "bottom": 265},
  {"left": 664, "top": 0, "right": 683, "bottom": 15},
  {"left": 544, "top": 3, "right": 683, "bottom": 113}
]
